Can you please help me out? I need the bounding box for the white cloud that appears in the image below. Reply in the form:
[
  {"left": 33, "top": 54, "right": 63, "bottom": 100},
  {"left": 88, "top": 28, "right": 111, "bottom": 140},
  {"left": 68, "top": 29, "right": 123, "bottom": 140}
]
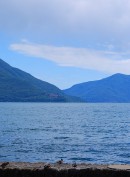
[{"left": 10, "top": 40, "right": 130, "bottom": 74}]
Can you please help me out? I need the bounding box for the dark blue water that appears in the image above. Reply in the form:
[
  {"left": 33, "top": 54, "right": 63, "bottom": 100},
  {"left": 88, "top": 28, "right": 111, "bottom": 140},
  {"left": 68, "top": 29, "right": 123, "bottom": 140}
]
[{"left": 0, "top": 103, "right": 130, "bottom": 164}]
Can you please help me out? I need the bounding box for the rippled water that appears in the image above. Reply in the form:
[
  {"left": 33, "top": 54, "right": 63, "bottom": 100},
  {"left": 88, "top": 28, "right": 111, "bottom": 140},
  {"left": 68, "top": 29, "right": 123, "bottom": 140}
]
[{"left": 0, "top": 103, "right": 130, "bottom": 164}]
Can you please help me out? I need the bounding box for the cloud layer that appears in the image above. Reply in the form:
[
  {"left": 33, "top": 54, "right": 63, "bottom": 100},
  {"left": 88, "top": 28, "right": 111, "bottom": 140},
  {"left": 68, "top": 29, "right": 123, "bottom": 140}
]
[
  {"left": 10, "top": 41, "right": 130, "bottom": 74},
  {"left": 1, "top": 0, "right": 130, "bottom": 48},
  {"left": 2, "top": 0, "right": 130, "bottom": 76}
]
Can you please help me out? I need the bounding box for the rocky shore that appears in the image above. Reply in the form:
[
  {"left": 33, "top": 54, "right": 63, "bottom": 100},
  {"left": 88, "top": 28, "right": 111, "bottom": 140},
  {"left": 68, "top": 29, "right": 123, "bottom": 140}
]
[{"left": 0, "top": 162, "right": 130, "bottom": 177}]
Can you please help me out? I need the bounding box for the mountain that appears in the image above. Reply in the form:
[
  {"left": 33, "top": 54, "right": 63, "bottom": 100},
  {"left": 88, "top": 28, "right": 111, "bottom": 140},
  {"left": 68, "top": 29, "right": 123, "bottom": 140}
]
[
  {"left": 0, "top": 58, "right": 81, "bottom": 102},
  {"left": 64, "top": 73, "right": 130, "bottom": 102}
]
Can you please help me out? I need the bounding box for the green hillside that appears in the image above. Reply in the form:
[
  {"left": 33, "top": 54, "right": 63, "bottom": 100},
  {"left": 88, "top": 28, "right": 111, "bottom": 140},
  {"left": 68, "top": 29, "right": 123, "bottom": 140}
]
[{"left": 0, "top": 59, "right": 81, "bottom": 102}]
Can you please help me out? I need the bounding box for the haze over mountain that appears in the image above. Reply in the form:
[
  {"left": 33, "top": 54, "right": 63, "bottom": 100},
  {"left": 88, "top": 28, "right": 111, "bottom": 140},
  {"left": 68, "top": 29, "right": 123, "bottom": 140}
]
[
  {"left": 64, "top": 74, "right": 130, "bottom": 102},
  {"left": 0, "top": 59, "right": 80, "bottom": 102}
]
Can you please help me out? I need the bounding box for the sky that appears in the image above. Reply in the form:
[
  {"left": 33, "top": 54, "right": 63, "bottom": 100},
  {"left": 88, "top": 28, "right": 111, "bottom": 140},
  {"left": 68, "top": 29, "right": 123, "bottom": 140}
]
[{"left": 1, "top": 0, "right": 130, "bottom": 89}]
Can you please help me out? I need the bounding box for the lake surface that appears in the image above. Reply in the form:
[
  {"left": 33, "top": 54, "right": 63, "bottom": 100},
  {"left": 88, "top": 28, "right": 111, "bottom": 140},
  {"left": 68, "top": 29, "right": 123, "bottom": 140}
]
[{"left": 0, "top": 103, "right": 130, "bottom": 164}]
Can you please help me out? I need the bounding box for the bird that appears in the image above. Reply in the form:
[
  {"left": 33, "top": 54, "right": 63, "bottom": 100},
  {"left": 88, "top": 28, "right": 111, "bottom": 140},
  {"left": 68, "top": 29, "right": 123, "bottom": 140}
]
[
  {"left": 44, "top": 163, "right": 51, "bottom": 169},
  {"left": 1, "top": 162, "right": 9, "bottom": 169},
  {"left": 72, "top": 162, "right": 77, "bottom": 168},
  {"left": 56, "top": 159, "right": 63, "bottom": 165}
]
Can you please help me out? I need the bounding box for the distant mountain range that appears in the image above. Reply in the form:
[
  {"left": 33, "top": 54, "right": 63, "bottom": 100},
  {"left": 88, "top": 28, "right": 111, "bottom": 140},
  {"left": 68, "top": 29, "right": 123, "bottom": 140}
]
[
  {"left": 64, "top": 73, "right": 130, "bottom": 102},
  {"left": 1, "top": 58, "right": 130, "bottom": 103},
  {"left": 0, "top": 59, "right": 81, "bottom": 102}
]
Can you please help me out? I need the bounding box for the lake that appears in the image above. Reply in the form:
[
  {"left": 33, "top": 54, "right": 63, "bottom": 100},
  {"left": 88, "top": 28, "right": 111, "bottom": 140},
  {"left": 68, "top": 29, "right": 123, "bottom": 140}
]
[{"left": 0, "top": 103, "right": 130, "bottom": 164}]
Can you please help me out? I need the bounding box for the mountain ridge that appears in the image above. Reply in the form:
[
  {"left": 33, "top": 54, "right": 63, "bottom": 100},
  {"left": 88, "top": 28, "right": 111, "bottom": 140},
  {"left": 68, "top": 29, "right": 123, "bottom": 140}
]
[
  {"left": 0, "top": 58, "right": 81, "bottom": 102},
  {"left": 64, "top": 73, "right": 130, "bottom": 102}
]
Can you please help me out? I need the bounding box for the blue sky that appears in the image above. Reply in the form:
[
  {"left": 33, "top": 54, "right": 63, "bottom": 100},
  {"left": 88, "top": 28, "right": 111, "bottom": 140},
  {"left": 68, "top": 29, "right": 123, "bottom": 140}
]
[{"left": 1, "top": 0, "right": 130, "bottom": 89}]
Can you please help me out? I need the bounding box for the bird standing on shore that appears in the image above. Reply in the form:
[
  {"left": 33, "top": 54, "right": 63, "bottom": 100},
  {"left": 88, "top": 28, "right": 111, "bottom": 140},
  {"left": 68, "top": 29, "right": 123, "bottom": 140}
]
[
  {"left": 72, "top": 162, "right": 77, "bottom": 168},
  {"left": 56, "top": 159, "right": 63, "bottom": 165},
  {"left": 44, "top": 163, "right": 51, "bottom": 169}
]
